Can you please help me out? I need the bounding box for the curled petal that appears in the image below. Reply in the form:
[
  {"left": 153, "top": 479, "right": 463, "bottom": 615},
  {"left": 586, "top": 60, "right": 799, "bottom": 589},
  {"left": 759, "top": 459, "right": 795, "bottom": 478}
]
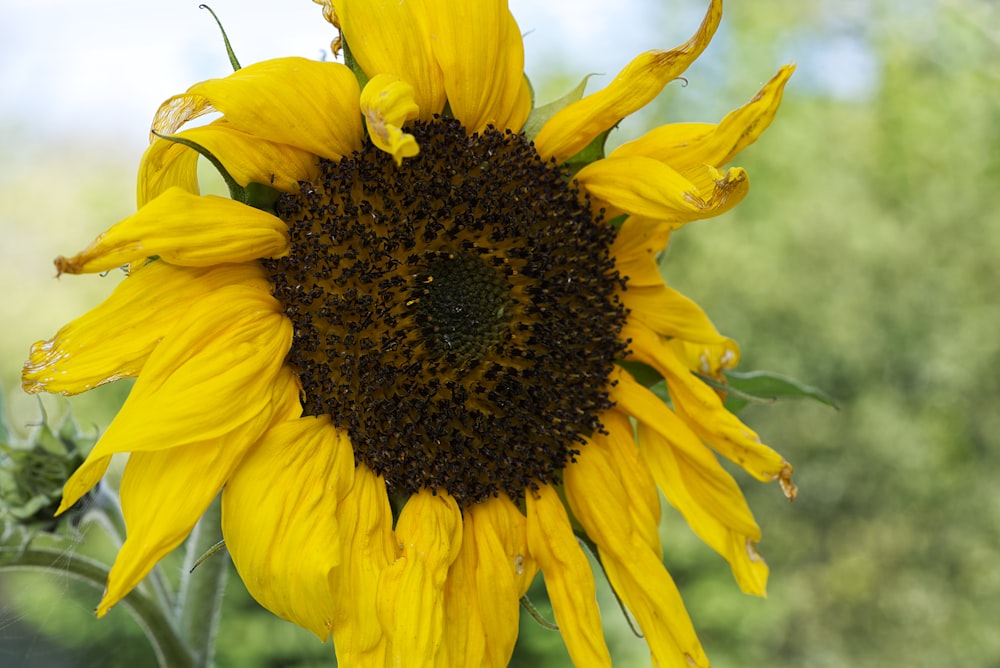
[
  {"left": 150, "top": 93, "right": 215, "bottom": 138},
  {"left": 525, "top": 484, "right": 612, "bottom": 667},
  {"left": 533, "top": 0, "right": 721, "bottom": 163},
  {"left": 360, "top": 74, "right": 420, "bottom": 165},
  {"left": 223, "top": 417, "right": 355, "bottom": 639},
  {"left": 54, "top": 188, "right": 288, "bottom": 276},
  {"left": 576, "top": 157, "right": 749, "bottom": 226},
  {"left": 22, "top": 262, "right": 269, "bottom": 396},
  {"left": 378, "top": 490, "right": 462, "bottom": 666},
  {"left": 612, "top": 64, "right": 796, "bottom": 192}
]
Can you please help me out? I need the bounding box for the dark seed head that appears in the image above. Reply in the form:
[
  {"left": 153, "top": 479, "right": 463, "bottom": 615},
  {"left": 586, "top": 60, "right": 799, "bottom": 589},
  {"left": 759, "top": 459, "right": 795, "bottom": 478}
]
[{"left": 262, "top": 118, "right": 628, "bottom": 505}]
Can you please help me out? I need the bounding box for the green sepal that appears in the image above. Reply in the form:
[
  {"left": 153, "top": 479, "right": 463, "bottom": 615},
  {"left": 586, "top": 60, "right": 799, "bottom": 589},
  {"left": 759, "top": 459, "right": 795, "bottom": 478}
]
[
  {"left": 607, "top": 213, "right": 628, "bottom": 230},
  {"left": 565, "top": 126, "right": 614, "bottom": 177},
  {"left": 199, "top": 5, "right": 241, "bottom": 71},
  {"left": 616, "top": 360, "right": 671, "bottom": 404},
  {"left": 697, "top": 370, "right": 840, "bottom": 413},
  {"left": 243, "top": 181, "right": 283, "bottom": 212},
  {"left": 341, "top": 36, "right": 369, "bottom": 90},
  {"left": 189, "top": 539, "right": 227, "bottom": 573},
  {"left": 519, "top": 594, "right": 559, "bottom": 631},
  {"left": 521, "top": 75, "right": 594, "bottom": 142},
  {"left": 617, "top": 360, "right": 660, "bottom": 388},
  {"left": 151, "top": 132, "right": 282, "bottom": 213}
]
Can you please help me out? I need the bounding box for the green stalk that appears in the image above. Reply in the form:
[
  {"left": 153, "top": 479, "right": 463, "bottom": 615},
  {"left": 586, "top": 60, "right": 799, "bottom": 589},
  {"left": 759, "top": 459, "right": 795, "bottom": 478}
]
[
  {"left": 174, "top": 496, "right": 228, "bottom": 667},
  {"left": 0, "top": 547, "right": 194, "bottom": 668}
]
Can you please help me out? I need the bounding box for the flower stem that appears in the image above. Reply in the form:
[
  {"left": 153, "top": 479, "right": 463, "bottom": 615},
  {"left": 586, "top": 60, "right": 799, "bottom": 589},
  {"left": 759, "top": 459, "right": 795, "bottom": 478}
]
[
  {"left": 0, "top": 547, "right": 194, "bottom": 667},
  {"left": 174, "top": 495, "right": 228, "bottom": 667}
]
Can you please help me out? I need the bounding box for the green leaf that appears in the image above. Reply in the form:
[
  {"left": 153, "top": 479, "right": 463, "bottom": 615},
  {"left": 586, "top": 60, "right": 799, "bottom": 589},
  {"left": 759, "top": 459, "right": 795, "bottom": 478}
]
[{"left": 712, "top": 370, "right": 840, "bottom": 413}]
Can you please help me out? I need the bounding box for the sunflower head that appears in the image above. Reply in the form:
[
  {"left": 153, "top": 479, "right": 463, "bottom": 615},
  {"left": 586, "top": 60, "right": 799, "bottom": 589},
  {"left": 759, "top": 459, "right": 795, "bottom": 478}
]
[{"left": 22, "top": 1, "right": 797, "bottom": 665}]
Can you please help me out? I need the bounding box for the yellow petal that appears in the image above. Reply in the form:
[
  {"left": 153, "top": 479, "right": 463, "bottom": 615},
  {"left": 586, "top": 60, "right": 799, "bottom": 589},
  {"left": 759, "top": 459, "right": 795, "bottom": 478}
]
[
  {"left": 622, "top": 284, "right": 733, "bottom": 345},
  {"left": 57, "top": 285, "right": 292, "bottom": 513},
  {"left": 155, "top": 57, "right": 363, "bottom": 160},
  {"left": 360, "top": 74, "right": 420, "bottom": 165},
  {"left": 612, "top": 64, "right": 796, "bottom": 193},
  {"left": 478, "top": 493, "right": 538, "bottom": 598},
  {"left": 98, "top": 438, "right": 250, "bottom": 615},
  {"left": 330, "top": 464, "right": 397, "bottom": 665},
  {"left": 525, "top": 484, "right": 612, "bottom": 667},
  {"left": 609, "top": 216, "right": 673, "bottom": 287},
  {"left": 624, "top": 321, "right": 794, "bottom": 488},
  {"left": 442, "top": 522, "right": 486, "bottom": 668},
  {"left": 378, "top": 489, "right": 462, "bottom": 667},
  {"left": 671, "top": 336, "right": 742, "bottom": 380},
  {"left": 533, "top": 0, "right": 722, "bottom": 163},
  {"left": 599, "top": 408, "right": 662, "bottom": 556},
  {"left": 150, "top": 91, "right": 215, "bottom": 137},
  {"left": 609, "top": 364, "right": 773, "bottom": 595},
  {"left": 424, "top": 0, "right": 529, "bottom": 132},
  {"left": 223, "top": 417, "right": 355, "bottom": 639},
  {"left": 137, "top": 137, "right": 199, "bottom": 207},
  {"left": 22, "top": 262, "right": 269, "bottom": 396},
  {"left": 576, "top": 156, "right": 749, "bottom": 225},
  {"left": 54, "top": 188, "right": 288, "bottom": 276},
  {"left": 332, "top": 0, "right": 445, "bottom": 119},
  {"left": 162, "top": 121, "right": 319, "bottom": 193},
  {"left": 94, "top": 365, "right": 299, "bottom": 614},
  {"left": 443, "top": 494, "right": 530, "bottom": 668},
  {"left": 637, "top": 421, "right": 769, "bottom": 597},
  {"left": 565, "top": 436, "right": 709, "bottom": 667}
]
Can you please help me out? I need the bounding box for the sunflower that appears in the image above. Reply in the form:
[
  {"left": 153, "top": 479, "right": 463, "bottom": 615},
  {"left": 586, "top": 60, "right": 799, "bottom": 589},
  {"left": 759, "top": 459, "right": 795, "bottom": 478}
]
[{"left": 23, "top": 0, "right": 796, "bottom": 665}]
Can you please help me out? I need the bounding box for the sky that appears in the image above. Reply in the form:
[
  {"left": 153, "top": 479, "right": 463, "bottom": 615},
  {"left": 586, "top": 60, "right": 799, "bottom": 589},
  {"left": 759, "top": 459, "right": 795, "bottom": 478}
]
[
  {"left": 1, "top": 0, "right": 878, "bottom": 157},
  {"left": 2, "top": 0, "right": 711, "bottom": 155}
]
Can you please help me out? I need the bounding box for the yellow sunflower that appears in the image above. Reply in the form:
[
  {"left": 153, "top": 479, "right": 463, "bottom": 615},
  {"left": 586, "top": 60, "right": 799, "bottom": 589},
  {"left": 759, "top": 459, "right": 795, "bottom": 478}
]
[{"left": 23, "top": 0, "right": 796, "bottom": 665}]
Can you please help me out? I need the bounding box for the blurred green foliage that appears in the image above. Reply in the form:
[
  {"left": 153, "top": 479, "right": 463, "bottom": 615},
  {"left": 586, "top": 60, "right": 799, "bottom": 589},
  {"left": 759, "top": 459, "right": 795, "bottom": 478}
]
[{"left": 2, "top": 0, "right": 998, "bottom": 666}]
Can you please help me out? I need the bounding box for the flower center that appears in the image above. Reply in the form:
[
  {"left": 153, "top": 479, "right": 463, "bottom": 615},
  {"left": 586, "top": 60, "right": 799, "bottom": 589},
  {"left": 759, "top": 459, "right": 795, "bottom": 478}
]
[
  {"left": 411, "top": 250, "right": 512, "bottom": 363},
  {"left": 263, "top": 118, "right": 628, "bottom": 505}
]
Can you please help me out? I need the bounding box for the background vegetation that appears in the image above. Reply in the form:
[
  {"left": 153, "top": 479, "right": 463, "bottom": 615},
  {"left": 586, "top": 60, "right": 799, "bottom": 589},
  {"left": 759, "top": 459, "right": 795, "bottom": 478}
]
[{"left": 2, "top": 0, "right": 997, "bottom": 666}]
